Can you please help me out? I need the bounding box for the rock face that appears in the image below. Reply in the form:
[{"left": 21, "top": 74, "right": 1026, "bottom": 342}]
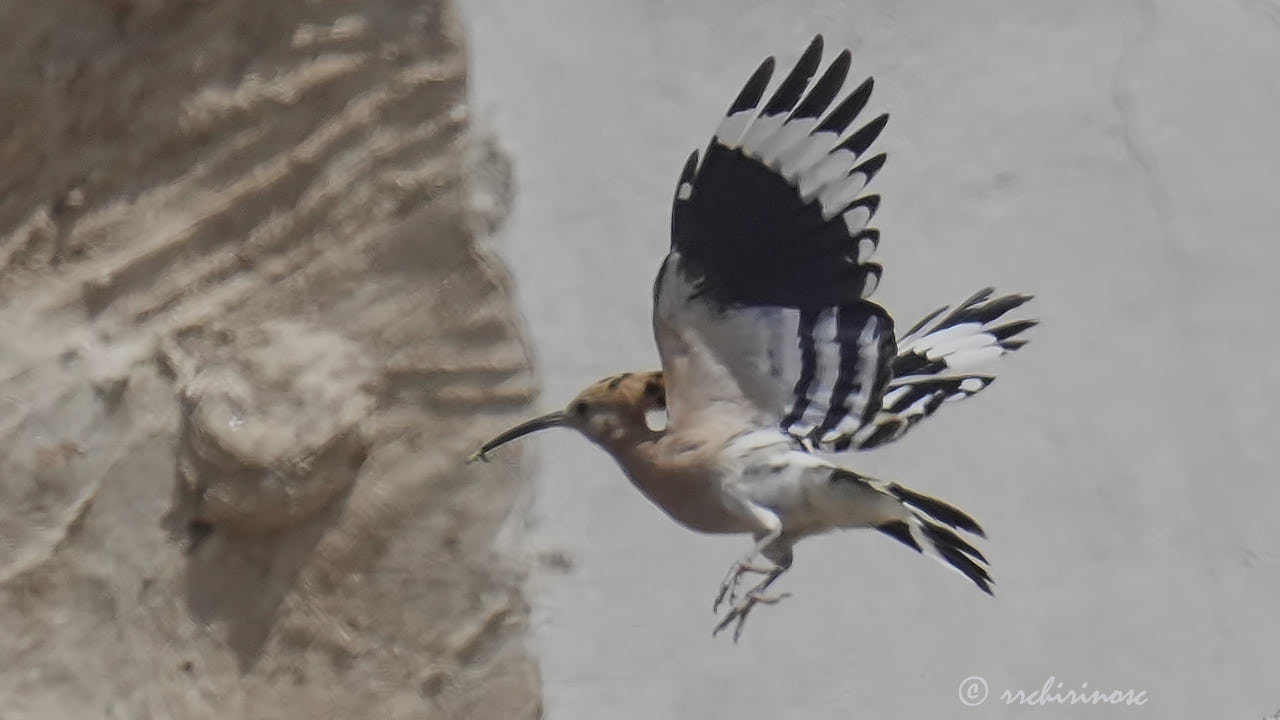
[{"left": 0, "top": 1, "right": 540, "bottom": 717}]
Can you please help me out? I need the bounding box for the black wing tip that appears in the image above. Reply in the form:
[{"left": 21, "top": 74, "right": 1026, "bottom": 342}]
[
  {"left": 798, "top": 35, "right": 825, "bottom": 69},
  {"left": 792, "top": 48, "right": 852, "bottom": 119},
  {"left": 673, "top": 39, "right": 895, "bottom": 309},
  {"left": 963, "top": 287, "right": 997, "bottom": 307},
  {"left": 762, "top": 36, "right": 826, "bottom": 115},
  {"left": 728, "top": 57, "right": 777, "bottom": 115},
  {"left": 934, "top": 287, "right": 997, "bottom": 327},
  {"left": 831, "top": 47, "right": 852, "bottom": 70},
  {"left": 852, "top": 193, "right": 881, "bottom": 214},
  {"left": 952, "top": 292, "right": 1037, "bottom": 327},
  {"left": 815, "top": 76, "right": 875, "bottom": 134},
  {"left": 854, "top": 152, "right": 888, "bottom": 180},
  {"left": 805, "top": 33, "right": 825, "bottom": 57},
  {"left": 840, "top": 113, "right": 890, "bottom": 156},
  {"left": 678, "top": 150, "right": 699, "bottom": 182},
  {"left": 901, "top": 304, "right": 949, "bottom": 340},
  {"left": 989, "top": 291, "right": 1035, "bottom": 308},
  {"left": 991, "top": 318, "right": 1039, "bottom": 340}
]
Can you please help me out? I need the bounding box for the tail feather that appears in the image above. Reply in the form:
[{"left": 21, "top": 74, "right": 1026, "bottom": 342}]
[
  {"left": 887, "top": 482, "right": 985, "bottom": 537},
  {"left": 917, "top": 520, "right": 987, "bottom": 564},
  {"left": 875, "top": 484, "right": 992, "bottom": 595},
  {"left": 922, "top": 523, "right": 993, "bottom": 594}
]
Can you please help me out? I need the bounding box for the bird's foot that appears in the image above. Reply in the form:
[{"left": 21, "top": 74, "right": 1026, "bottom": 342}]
[
  {"left": 713, "top": 558, "right": 777, "bottom": 613},
  {"left": 712, "top": 584, "right": 793, "bottom": 643}
]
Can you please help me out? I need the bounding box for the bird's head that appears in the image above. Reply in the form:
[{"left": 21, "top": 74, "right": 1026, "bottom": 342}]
[{"left": 471, "top": 371, "right": 666, "bottom": 461}]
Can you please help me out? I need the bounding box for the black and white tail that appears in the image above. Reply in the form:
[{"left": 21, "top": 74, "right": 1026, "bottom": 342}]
[
  {"left": 876, "top": 482, "right": 993, "bottom": 594},
  {"left": 831, "top": 469, "right": 991, "bottom": 594},
  {"left": 851, "top": 287, "right": 1037, "bottom": 450}
]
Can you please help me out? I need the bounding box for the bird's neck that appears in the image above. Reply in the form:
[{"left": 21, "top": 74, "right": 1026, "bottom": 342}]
[
  {"left": 597, "top": 429, "right": 681, "bottom": 507},
  {"left": 603, "top": 428, "right": 708, "bottom": 498},
  {"left": 595, "top": 424, "right": 665, "bottom": 467}
]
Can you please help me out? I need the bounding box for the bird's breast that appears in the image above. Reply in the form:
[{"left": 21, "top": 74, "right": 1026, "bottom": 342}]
[{"left": 612, "top": 445, "right": 753, "bottom": 535}]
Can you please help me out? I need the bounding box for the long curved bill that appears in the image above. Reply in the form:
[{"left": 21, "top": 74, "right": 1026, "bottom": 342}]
[{"left": 469, "top": 411, "right": 566, "bottom": 462}]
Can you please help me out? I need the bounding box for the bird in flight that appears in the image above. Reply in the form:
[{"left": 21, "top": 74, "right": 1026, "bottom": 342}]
[{"left": 473, "top": 35, "right": 1036, "bottom": 641}]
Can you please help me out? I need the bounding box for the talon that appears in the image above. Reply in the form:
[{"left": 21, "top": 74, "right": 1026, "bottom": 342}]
[
  {"left": 713, "top": 559, "right": 776, "bottom": 612},
  {"left": 712, "top": 582, "right": 732, "bottom": 613},
  {"left": 712, "top": 603, "right": 749, "bottom": 640},
  {"left": 712, "top": 571, "right": 792, "bottom": 641}
]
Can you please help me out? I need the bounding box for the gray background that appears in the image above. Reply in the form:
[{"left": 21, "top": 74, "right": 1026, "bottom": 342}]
[{"left": 461, "top": 1, "right": 1280, "bottom": 717}]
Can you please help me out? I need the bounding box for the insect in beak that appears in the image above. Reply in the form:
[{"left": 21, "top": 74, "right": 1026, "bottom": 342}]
[{"left": 470, "top": 411, "right": 567, "bottom": 462}]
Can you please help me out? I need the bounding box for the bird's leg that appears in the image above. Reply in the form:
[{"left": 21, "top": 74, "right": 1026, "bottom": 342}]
[
  {"left": 713, "top": 526, "right": 782, "bottom": 612},
  {"left": 740, "top": 562, "right": 792, "bottom": 604},
  {"left": 713, "top": 563, "right": 792, "bottom": 642},
  {"left": 712, "top": 557, "right": 775, "bottom": 612}
]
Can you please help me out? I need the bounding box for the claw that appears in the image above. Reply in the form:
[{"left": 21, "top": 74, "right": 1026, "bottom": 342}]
[
  {"left": 712, "top": 604, "right": 746, "bottom": 640},
  {"left": 712, "top": 561, "right": 793, "bottom": 642},
  {"left": 713, "top": 559, "right": 775, "bottom": 613},
  {"left": 712, "top": 587, "right": 793, "bottom": 642}
]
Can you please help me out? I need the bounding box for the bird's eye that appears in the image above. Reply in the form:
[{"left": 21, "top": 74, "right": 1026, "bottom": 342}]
[
  {"left": 574, "top": 401, "right": 590, "bottom": 416},
  {"left": 643, "top": 380, "right": 666, "bottom": 409}
]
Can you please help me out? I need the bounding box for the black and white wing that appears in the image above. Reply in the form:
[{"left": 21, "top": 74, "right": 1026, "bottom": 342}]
[
  {"left": 851, "top": 289, "right": 1038, "bottom": 450},
  {"left": 654, "top": 36, "right": 895, "bottom": 451}
]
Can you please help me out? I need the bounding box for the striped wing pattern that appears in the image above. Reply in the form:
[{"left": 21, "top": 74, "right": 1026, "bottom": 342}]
[
  {"left": 852, "top": 289, "right": 1038, "bottom": 449},
  {"left": 655, "top": 35, "right": 896, "bottom": 451}
]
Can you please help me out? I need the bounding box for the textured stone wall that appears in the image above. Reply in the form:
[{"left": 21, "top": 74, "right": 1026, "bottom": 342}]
[{"left": 0, "top": 1, "right": 540, "bottom": 717}]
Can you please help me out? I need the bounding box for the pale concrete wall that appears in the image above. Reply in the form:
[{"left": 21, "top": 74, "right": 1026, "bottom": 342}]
[{"left": 462, "top": 1, "right": 1280, "bottom": 717}]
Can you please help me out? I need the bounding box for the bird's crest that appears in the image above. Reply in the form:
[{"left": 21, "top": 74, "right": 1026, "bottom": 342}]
[{"left": 572, "top": 371, "right": 667, "bottom": 416}]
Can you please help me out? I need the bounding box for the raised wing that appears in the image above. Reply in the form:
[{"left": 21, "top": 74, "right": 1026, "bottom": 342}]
[{"left": 654, "top": 36, "right": 895, "bottom": 451}]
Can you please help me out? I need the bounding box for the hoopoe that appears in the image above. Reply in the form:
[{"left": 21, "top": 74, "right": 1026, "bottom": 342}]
[{"left": 473, "top": 35, "right": 1036, "bottom": 641}]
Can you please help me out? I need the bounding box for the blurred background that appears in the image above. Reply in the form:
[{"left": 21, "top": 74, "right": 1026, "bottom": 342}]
[{"left": 1, "top": 0, "right": 1277, "bottom": 718}]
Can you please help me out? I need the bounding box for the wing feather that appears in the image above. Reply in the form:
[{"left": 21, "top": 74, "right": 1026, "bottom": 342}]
[
  {"left": 655, "top": 36, "right": 1034, "bottom": 450},
  {"left": 656, "top": 36, "right": 1034, "bottom": 452},
  {"left": 657, "top": 36, "right": 895, "bottom": 449},
  {"left": 851, "top": 290, "right": 1037, "bottom": 450}
]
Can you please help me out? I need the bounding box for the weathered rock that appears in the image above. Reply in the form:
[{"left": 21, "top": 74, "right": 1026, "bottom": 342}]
[{"left": 0, "top": 1, "right": 540, "bottom": 717}]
